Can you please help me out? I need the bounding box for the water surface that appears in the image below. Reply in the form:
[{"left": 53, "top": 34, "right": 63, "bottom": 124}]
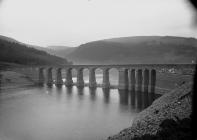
[{"left": 0, "top": 76, "right": 155, "bottom": 140}]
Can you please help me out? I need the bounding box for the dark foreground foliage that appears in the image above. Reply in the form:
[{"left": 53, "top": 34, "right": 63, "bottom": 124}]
[{"left": 132, "top": 115, "right": 192, "bottom": 140}]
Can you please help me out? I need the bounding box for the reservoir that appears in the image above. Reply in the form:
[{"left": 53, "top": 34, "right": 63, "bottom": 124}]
[{"left": 0, "top": 74, "right": 156, "bottom": 140}]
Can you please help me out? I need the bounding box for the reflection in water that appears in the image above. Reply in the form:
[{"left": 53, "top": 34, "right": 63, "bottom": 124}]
[
  {"left": 89, "top": 87, "right": 97, "bottom": 101},
  {"left": 142, "top": 91, "right": 149, "bottom": 109},
  {"left": 0, "top": 85, "right": 157, "bottom": 140},
  {"left": 46, "top": 85, "right": 53, "bottom": 95},
  {"left": 148, "top": 92, "right": 155, "bottom": 105},
  {"left": 66, "top": 86, "right": 73, "bottom": 96},
  {"left": 119, "top": 90, "right": 129, "bottom": 105},
  {"left": 130, "top": 90, "right": 135, "bottom": 107},
  {"left": 118, "top": 89, "right": 155, "bottom": 111},
  {"left": 55, "top": 86, "right": 63, "bottom": 100},
  {"left": 77, "top": 87, "right": 84, "bottom": 95},
  {"left": 136, "top": 90, "right": 142, "bottom": 110},
  {"left": 130, "top": 85, "right": 135, "bottom": 92},
  {"left": 102, "top": 88, "right": 110, "bottom": 104},
  {"left": 77, "top": 87, "right": 84, "bottom": 101},
  {"left": 47, "top": 83, "right": 53, "bottom": 88},
  {"left": 44, "top": 85, "right": 155, "bottom": 110}
]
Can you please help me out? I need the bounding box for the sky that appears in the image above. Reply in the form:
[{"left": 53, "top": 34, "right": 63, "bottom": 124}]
[{"left": 0, "top": 0, "right": 197, "bottom": 47}]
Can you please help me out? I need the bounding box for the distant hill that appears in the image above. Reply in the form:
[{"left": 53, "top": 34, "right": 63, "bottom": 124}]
[
  {"left": 46, "top": 46, "right": 76, "bottom": 58},
  {"left": 66, "top": 36, "right": 197, "bottom": 64},
  {"left": 32, "top": 45, "right": 76, "bottom": 58},
  {"left": 47, "top": 46, "right": 70, "bottom": 50},
  {"left": 0, "top": 35, "right": 71, "bottom": 66}
]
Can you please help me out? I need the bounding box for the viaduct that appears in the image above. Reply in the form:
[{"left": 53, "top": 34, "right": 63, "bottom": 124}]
[
  {"left": 36, "top": 64, "right": 174, "bottom": 93},
  {"left": 37, "top": 64, "right": 194, "bottom": 93}
]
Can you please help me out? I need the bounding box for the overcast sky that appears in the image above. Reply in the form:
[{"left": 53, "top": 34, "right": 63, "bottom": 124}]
[{"left": 0, "top": 0, "right": 196, "bottom": 47}]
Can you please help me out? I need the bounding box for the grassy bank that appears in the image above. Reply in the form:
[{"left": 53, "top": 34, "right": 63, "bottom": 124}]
[{"left": 0, "top": 70, "right": 35, "bottom": 91}]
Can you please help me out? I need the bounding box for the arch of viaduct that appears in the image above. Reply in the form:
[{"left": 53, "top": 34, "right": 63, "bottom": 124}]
[{"left": 37, "top": 64, "right": 164, "bottom": 93}]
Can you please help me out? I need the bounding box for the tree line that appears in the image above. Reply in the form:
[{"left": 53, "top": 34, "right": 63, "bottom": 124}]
[{"left": 0, "top": 38, "right": 72, "bottom": 66}]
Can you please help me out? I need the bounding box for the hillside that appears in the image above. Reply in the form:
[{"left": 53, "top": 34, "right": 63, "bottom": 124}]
[
  {"left": 0, "top": 35, "right": 71, "bottom": 66},
  {"left": 66, "top": 36, "right": 197, "bottom": 64},
  {"left": 46, "top": 46, "right": 76, "bottom": 58},
  {"left": 32, "top": 45, "right": 76, "bottom": 58}
]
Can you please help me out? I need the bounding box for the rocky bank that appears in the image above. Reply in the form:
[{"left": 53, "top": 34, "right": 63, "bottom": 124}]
[{"left": 107, "top": 82, "right": 192, "bottom": 140}]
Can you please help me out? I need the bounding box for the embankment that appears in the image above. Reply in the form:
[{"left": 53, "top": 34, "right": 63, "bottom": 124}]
[
  {"left": 107, "top": 82, "right": 192, "bottom": 140},
  {"left": 0, "top": 71, "right": 35, "bottom": 91}
]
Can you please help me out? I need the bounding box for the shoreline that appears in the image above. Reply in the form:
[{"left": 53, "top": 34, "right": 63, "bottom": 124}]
[
  {"left": 0, "top": 70, "right": 36, "bottom": 92},
  {"left": 107, "top": 82, "right": 192, "bottom": 140}
]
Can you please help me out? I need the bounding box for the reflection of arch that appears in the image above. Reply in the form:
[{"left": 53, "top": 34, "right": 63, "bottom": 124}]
[
  {"left": 77, "top": 87, "right": 84, "bottom": 100},
  {"left": 150, "top": 69, "right": 156, "bottom": 93},
  {"left": 55, "top": 86, "right": 63, "bottom": 101},
  {"left": 128, "top": 90, "right": 154, "bottom": 110},
  {"left": 89, "top": 87, "right": 97, "bottom": 101},
  {"left": 65, "top": 86, "right": 73, "bottom": 100},
  {"left": 143, "top": 69, "right": 149, "bottom": 93},
  {"left": 141, "top": 91, "right": 149, "bottom": 109},
  {"left": 66, "top": 86, "right": 73, "bottom": 94},
  {"left": 136, "top": 91, "right": 142, "bottom": 110},
  {"left": 102, "top": 88, "right": 110, "bottom": 103},
  {"left": 129, "top": 90, "right": 136, "bottom": 107},
  {"left": 148, "top": 92, "right": 155, "bottom": 105},
  {"left": 118, "top": 89, "right": 129, "bottom": 105}
]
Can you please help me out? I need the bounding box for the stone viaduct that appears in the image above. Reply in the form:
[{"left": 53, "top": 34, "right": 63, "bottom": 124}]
[{"left": 37, "top": 64, "right": 194, "bottom": 93}]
